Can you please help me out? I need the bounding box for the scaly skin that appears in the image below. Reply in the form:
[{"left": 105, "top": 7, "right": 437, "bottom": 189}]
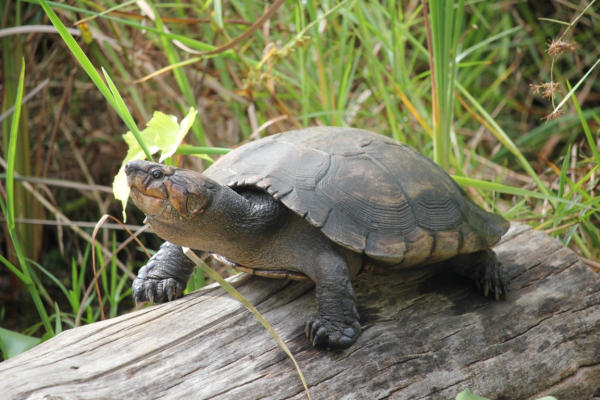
[{"left": 133, "top": 241, "right": 196, "bottom": 303}]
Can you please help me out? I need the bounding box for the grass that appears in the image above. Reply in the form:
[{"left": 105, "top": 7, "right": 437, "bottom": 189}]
[
  {"left": 0, "top": 0, "right": 598, "bottom": 363},
  {"left": 425, "top": 0, "right": 464, "bottom": 170},
  {"left": 0, "top": 59, "right": 54, "bottom": 339}
]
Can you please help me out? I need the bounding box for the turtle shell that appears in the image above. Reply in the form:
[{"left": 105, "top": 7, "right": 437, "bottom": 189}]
[{"left": 205, "top": 127, "right": 509, "bottom": 267}]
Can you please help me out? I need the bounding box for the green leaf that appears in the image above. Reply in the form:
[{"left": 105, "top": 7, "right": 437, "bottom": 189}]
[
  {"left": 456, "top": 391, "right": 490, "bottom": 400},
  {"left": 112, "top": 108, "right": 197, "bottom": 218},
  {"left": 455, "top": 390, "right": 556, "bottom": 400},
  {"left": 156, "top": 108, "right": 197, "bottom": 162},
  {"left": 0, "top": 328, "right": 42, "bottom": 359}
]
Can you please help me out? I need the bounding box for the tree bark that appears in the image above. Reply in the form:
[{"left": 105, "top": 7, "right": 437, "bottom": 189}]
[{"left": 1, "top": 223, "right": 599, "bottom": 400}]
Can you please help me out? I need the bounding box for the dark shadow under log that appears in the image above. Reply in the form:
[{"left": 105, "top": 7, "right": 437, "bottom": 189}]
[{"left": 1, "top": 223, "right": 599, "bottom": 400}]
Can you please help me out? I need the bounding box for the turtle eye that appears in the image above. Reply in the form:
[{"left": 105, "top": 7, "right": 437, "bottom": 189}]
[{"left": 151, "top": 169, "right": 164, "bottom": 179}]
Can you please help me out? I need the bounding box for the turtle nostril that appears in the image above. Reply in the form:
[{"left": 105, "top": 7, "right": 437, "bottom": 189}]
[{"left": 124, "top": 163, "right": 132, "bottom": 175}]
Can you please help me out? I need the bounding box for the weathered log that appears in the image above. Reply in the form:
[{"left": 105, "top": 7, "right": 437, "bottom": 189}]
[{"left": 1, "top": 223, "right": 599, "bottom": 400}]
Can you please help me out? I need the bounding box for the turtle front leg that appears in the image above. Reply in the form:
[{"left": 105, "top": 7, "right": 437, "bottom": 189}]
[
  {"left": 305, "top": 253, "right": 361, "bottom": 349},
  {"left": 133, "top": 241, "right": 197, "bottom": 303}
]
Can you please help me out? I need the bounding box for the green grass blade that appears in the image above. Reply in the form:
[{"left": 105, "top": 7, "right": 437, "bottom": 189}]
[
  {"left": 4, "top": 58, "right": 53, "bottom": 336},
  {"left": 558, "top": 144, "right": 571, "bottom": 199},
  {"left": 24, "top": 0, "right": 219, "bottom": 52},
  {"left": 145, "top": 0, "right": 206, "bottom": 145},
  {"left": 457, "top": 26, "right": 522, "bottom": 62},
  {"left": 455, "top": 82, "right": 552, "bottom": 198},
  {"left": 0, "top": 327, "right": 42, "bottom": 359},
  {"left": 0, "top": 253, "right": 29, "bottom": 284},
  {"left": 5, "top": 62, "right": 24, "bottom": 229},
  {"left": 101, "top": 68, "right": 152, "bottom": 158},
  {"left": 176, "top": 145, "right": 231, "bottom": 155},
  {"left": 452, "top": 176, "right": 584, "bottom": 210},
  {"left": 183, "top": 248, "right": 312, "bottom": 400},
  {"left": 563, "top": 164, "right": 599, "bottom": 202},
  {"left": 567, "top": 80, "right": 600, "bottom": 164},
  {"left": 37, "top": 0, "right": 115, "bottom": 110},
  {"left": 28, "top": 259, "right": 70, "bottom": 303},
  {"left": 38, "top": 0, "right": 153, "bottom": 159},
  {"left": 75, "top": 0, "right": 138, "bottom": 24},
  {"left": 427, "top": 0, "right": 464, "bottom": 170},
  {"left": 100, "top": 45, "right": 149, "bottom": 121},
  {"left": 213, "top": 0, "right": 224, "bottom": 29},
  {"left": 551, "top": 57, "right": 600, "bottom": 117},
  {"left": 54, "top": 303, "right": 63, "bottom": 334}
]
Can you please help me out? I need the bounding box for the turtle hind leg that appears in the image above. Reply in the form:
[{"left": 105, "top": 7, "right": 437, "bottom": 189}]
[
  {"left": 133, "top": 241, "right": 197, "bottom": 303},
  {"left": 450, "top": 249, "right": 509, "bottom": 300},
  {"left": 305, "top": 252, "right": 361, "bottom": 349}
]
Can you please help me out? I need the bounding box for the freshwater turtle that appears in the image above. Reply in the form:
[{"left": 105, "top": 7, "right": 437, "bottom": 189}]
[{"left": 125, "top": 127, "right": 509, "bottom": 349}]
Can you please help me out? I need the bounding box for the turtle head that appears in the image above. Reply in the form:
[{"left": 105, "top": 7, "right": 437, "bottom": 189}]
[
  {"left": 125, "top": 160, "right": 255, "bottom": 253},
  {"left": 125, "top": 160, "right": 218, "bottom": 223}
]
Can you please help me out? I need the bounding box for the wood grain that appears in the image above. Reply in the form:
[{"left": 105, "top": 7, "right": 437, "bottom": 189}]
[{"left": 1, "top": 223, "right": 599, "bottom": 400}]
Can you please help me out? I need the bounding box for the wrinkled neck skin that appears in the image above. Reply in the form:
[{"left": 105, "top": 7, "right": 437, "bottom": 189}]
[{"left": 147, "top": 184, "right": 282, "bottom": 266}]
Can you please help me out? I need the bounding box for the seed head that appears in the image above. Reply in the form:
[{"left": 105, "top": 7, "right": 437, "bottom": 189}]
[
  {"left": 530, "top": 82, "right": 560, "bottom": 99},
  {"left": 547, "top": 39, "right": 576, "bottom": 57},
  {"left": 542, "top": 108, "right": 565, "bottom": 121}
]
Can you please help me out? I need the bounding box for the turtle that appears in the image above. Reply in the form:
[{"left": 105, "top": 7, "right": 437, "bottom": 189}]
[{"left": 125, "top": 127, "right": 510, "bottom": 349}]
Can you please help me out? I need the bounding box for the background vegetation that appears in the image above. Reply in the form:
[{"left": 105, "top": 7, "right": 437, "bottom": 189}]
[{"left": 0, "top": 0, "right": 598, "bottom": 363}]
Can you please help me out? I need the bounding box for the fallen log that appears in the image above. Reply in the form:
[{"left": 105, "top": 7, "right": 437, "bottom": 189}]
[{"left": 1, "top": 223, "right": 599, "bottom": 400}]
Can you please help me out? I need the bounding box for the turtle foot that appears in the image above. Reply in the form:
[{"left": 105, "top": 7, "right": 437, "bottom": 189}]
[
  {"left": 474, "top": 260, "right": 509, "bottom": 300},
  {"left": 132, "top": 242, "right": 197, "bottom": 304},
  {"left": 132, "top": 273, "right": 185, "bottom": 303},
  {"left": 451, "top": 249, "right": 509, "bottom": 300},
  {"left": 305, "top": 316, "right": 361, "bottom": 349}
]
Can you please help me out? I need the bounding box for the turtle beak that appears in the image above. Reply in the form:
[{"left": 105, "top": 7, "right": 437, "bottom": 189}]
[
  {"left": 125, "top": 160, "right": 150, "bottom": 184},
  {"left": 124, "top": 162, "right": 134, "bottom": 176},
  {"left": 125, "top": 160, "right": 144, "bottom": 189},
  {"left": 125, "top": 160, "right": 170, "bottom": 216},
  {"left": 125, "top": 163, "right": 151, "bottom": 195},
  {"left": 125, "top": 161, "right": 169, "bottom": 199}
]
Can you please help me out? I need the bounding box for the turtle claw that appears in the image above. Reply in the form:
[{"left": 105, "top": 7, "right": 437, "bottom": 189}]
[
  {"left": 451, "top": 249, "right": 509, "bottom": 301},
  {"left": 133, "top": 275, "right": 186, "bottom": 304},
  {"left": 305, "top": 316, "right": 361, "bottom": 349},
  {"left": 166, "top": 282, "right": 176, "bottom": 301},
  {"left": 132, "top": 242, "right": 196, "bottom": 304},
  {"left": 165, "top": 278, "right": 184, "bottom": 301},
  {"left": 146, "top": 287, "right": 155, "bottom": 303},
  {"left": 474, "top": 260, "right": 508, "bottom": 300}
]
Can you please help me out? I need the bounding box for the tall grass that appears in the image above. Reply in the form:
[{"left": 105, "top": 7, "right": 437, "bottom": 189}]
[
  {"left": 425, "top": 0, "right": 464, "bottom": 170},
  {"left": 0, "top": 60, "right": 54, "bottom": 349},
  {"left": 1, "top": 2, "right": 44, "bottom": 288}
]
